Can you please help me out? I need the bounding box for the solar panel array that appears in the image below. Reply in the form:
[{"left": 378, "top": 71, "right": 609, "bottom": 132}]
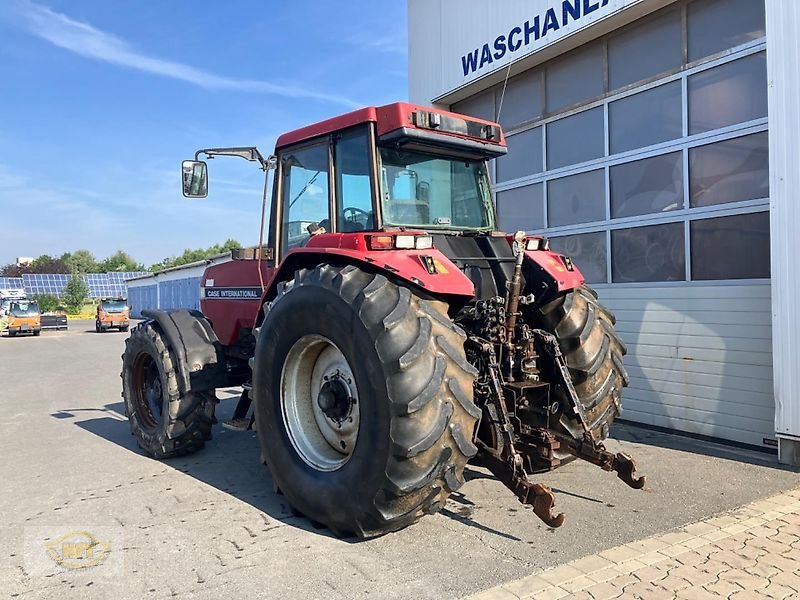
[
  {"left": 9, "top": 272, "right": 148, "bottom": 298},
  {"left": 0, "top": 277, "right": 24, "bottom": 290}
]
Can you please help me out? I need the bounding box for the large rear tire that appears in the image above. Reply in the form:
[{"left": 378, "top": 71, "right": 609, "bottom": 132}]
[
  {"left": 121, "top": 321, "right": 215, "bottom": 459},
  {"left": 253, "top": 264, "right": 480, "bottom": 538},
  {"left": 538, "top": 286, "right": 629, "bottom": 445}
]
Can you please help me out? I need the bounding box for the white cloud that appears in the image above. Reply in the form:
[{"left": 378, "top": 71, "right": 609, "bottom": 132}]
[{"left": 5, "top": 0, "right": 361, "bottom": 109}]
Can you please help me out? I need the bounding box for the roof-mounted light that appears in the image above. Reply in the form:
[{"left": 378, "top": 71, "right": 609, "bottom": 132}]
[{"left": 411, "top": 110, "right": 501, "bottom": 142}]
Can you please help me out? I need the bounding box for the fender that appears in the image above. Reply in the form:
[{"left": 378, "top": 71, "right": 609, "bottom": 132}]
[
  {"left": 261, "top": 232, "right": 476, "bottom": 304},
  {"left": 524, "top": 248, "right": 586, "bottom": 293},
  {"left": 140, "top": 309, "right": 228, "bottom": 394}
]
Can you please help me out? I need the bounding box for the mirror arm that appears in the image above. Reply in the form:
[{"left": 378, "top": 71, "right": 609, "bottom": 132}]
[{"left": 194, "top": 147, "right": 276, "bottom": 171}]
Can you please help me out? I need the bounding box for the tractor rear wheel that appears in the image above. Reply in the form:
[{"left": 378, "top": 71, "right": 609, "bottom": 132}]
[
  {"left": 121, "top": 321, "right": 215, "bottom": 459},
  {"left": 537, "top": 286, "right": 629, "bottom": 448},
  {"left": 253, "top": 264, "right": 480, "bottom": 538}
]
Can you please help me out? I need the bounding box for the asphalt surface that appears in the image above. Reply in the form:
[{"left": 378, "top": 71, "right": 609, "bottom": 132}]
[{"left": 1, "top": 320, "right": 798, "bottom": 599}]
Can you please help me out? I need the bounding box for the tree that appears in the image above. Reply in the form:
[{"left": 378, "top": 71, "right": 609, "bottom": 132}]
[
  {"left": 0, "top": 263, "right": 24, "bottom": 277},
  {"left": 30, "top": 255, "right": 70, "bottom": 274},
  {"left": 62, "top": 250, "right": 99, "bottom": 274},
  {"left": 98, "top": 251, "right": 144, "bottom": 273},
  {"left": 150, "top": 239, "right": 242, "bottom": 271},
  {"left": 31, "top": 294, "right": 61, "bottom": 313},
  {"left": 62, "top": 275, "right": 89, "bottom": 314}
]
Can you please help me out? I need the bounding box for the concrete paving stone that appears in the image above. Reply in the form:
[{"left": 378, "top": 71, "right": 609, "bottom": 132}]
[
  {"left": 501, "top": 574, "right": 551, "bottom": 597},
  {"left": 675, "top": 587, "right": 724, "bottom": 599},
  {"left": 683, "top": 522, "right": 721, "bottom": 537},
  {"left": 621, "top": 580, "right": 676, "bottom": 599},
  {"left": 705, "top": 515, "right": 743, "bottom": 529},
  {"left": 770, "top": 569, "right": 800, "bottom": 592},
  {"left": 719, "top": 569, "right": 770, "bottom": 590},
  {"left": 569, "top": 554, "right": 616, "bottom": 575},
  {"left": 558, "top": 574, "right": 596, "bottom": 593},
  {"left": 625, "top": 537, "right": 671, "bottom": 554},
  {"left": 675, "top": 551, "right": 710, "bottom": 568},
  {"left": 713, "top": 550, "right": 759, "bottom": 570},
  {"left": 728, "top": 591, "right": 769, "bottom": 600},
  {"left": 529, "top": 586, "right": 568, "bottom": 600},
  {"left": 564, "top": 592, "right": 593, "bottom": 600},
  {"left": 749, "top": 525, "right": 781, "bottom": 539},
  {"left": 585, "top": 568, "right": 625, "bottom": 584},
  {"left": 659, "top": 531, "right": 697, "bottom": 545},
  {"left": 638, "top": 550, "right": 671, "bottom": 566},
  {"left": 706, "top": 578, "right": 746, "bottom": 597},
  {"left": 744, "top": 562, "right": 782, "bottom": 580},
  {"left": 537, "top": 565, "right": 584, "bottom": 587},
  {"left": 582, "top": 582, "right": 622, "bottom": 600},
  {"left": 670, "top": 564, "right": 718, "bottom": 587},
  {"left": 658, "top": 573, "right": 693, "bottom": 592},
  {"left": 614, "top": 558, "right": 650, "bottom": 574},
  {"left": 597, "top": 545, "right": 642, "bottom": 564},
  {"left": 703, "top": 531, "right": 734, "bottom": 543},
  {"left": 757, "top": 582, "right": 797, "bottom": 600},
  {"left": 470, "top": 589, "right": 521, "bottom": 600},
  {"left": 659, "top": 544, "right": 693, "bottom": 558},
  {"left": 630, "top": 564, "right": 669, "bottom": 583},
  {"left": 683, "top": 537, "right": 714, "bottom": 550},
  {"left": 759, "top": 552, "right": 797, "bottom": 574}
]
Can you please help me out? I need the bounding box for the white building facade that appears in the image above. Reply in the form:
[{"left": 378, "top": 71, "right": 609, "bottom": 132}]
[{"left": 408, "top": 0, "right": 800, "bottom": 462}]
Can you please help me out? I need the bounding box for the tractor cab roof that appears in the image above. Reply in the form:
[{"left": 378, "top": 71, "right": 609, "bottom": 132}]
[{"left": 275, "top": 102, "right": 506, "bottom": 158}]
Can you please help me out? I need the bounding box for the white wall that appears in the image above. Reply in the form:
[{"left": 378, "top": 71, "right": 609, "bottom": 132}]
[
  {"left": 408, "top": 0, "right": 666, "bottom": 104},
  {"left": 599, "top": 283, "right": 775, "bottom": 448},
  {"left": 766, "top": 1, "right": 800, "bottom": 447}
]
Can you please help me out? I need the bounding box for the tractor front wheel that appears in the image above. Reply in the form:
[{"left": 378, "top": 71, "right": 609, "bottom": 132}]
[
  {"left": 253, "top": 264, "right": 480, "bottom": 538},
  {"left": 121, "top": 321, "right": 215, "bottom": 459}
]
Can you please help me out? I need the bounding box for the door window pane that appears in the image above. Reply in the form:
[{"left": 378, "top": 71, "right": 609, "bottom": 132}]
[
  {"left": 608, "top": 8, "right": 682, "bottom": 91},
  {"left": 611, "top": 222, "right": 685, "bottom": 282},
  {"left": 281, "top": 143, "right": 330, "bottom": 252},
  {"left": 688, "top": 0, "right": 766, "bottom": 63},
  {"left": 496, "top": 184, "right": 544, "bottom": 232},
  {"left": 547, "top": 169, "right": 605, "bottom": 228},
  {"left": 495, "top": 70, "right": 543, "bottom": 130},
  {"left": 334, "top": 129, "right": 374, "bottom": 232},
  {"left": 690, "top": 212, "right": 770, "bottom": 280},
  {"left": 609, "top": 81, "right": 682, "bottom": 154},
  {"left": 690, "top": 132, "right": 769, "bottom": 208},
  {"left": 689, "top": 52, "right": 767, "bottom": 134},
  {"left": 546, "top": 44, "right": 604, "bottom": 113},
  {"left": 611, "top": 152, "right": 683, "bottom": 219},
  {"left": 549, "top": 232, "right": 608, "bottom": 284},
  {"left": 547, "top": 107, "right": 604, "bottom": 169},
  {"left": 451, "top": 90, "right": 495, "bottom": 122},
  {"left": 496, "top": 127, "right": 542, "bottom": 182}
]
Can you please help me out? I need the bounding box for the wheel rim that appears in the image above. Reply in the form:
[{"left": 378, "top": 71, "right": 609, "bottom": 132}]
[
  {"left": 131, "top": 352, "right": 163, "bottom": 430},
  {"left": 280, "top": 335, "right": 360, "bottom": 472}
]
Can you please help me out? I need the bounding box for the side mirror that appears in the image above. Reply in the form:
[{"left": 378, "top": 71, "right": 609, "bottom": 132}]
[{"left": 182, "top": 160, "right": 208, "bottom": 198}]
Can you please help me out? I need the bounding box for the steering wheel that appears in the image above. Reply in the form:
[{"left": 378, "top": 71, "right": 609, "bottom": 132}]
[{"left": 343, "top": 207, "right": 370, "bottom": 229}]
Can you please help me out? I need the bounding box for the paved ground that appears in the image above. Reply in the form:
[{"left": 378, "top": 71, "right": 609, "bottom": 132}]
[
  {"left": 1, "top": 321, "right": 798, "bottom": 599},
  {"left": 470, "top": 488, "right": 800, "bottom": 600}
]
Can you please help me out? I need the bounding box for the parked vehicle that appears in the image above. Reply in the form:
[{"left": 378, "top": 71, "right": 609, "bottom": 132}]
[
  {"left": 122, "top": 102, "right": 643, "bottom": 537},
  {"left": 7, "top": 301, "right": 41, "bottom": 337},
  {"left": 96, "top": 298, "right": 130, "bottom": 332}
]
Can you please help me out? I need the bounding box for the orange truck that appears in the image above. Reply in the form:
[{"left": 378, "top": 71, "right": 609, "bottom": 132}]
[
  {"left": 96, "top": 298, "right": 130, "bottom": 333},
  {"left": 6, "top": 301, "right": 41, "bottom": 337}
]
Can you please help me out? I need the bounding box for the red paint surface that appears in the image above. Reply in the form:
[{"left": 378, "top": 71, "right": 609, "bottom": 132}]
[
  {"left": 275, "top": 102, "right": 506, "bottom": 149},
  {"left": 201, "top": 260, "right": 275, "bottom": 346}
]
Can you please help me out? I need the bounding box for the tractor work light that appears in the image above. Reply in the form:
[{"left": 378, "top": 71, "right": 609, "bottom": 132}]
[
  {"left": 367, "top": 234, "right": 434, "bottom": 251},
  {"left": 411, "top": 110, "right": 502, "bottom": 142},
  {"left": 526, "top": 237, "right": 550, "bottom": 251}
]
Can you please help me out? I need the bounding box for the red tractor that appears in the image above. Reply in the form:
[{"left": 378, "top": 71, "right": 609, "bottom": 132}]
[{"left": 122, "top": 103, "right": 643, "bottom": 537}]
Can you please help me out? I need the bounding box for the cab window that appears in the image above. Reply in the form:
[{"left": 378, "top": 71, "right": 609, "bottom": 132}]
[
  {"left": 281, "top": 142, "right": 331, "bottom": 253},
  {"left": 334, "top": 128, "right": 375, "bottom": 232}
]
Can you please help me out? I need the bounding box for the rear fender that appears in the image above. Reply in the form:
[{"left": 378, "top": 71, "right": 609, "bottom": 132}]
[
  {"left": 140, "top": 309, "right": 227, "bottom": 394},
  {"left": 259, "top": 235, "right": 476, "bottom": 321}
]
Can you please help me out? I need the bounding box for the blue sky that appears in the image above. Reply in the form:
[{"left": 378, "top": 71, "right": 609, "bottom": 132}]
[{"left": 0, "top": 0, "right": 407, "bottom": 266}]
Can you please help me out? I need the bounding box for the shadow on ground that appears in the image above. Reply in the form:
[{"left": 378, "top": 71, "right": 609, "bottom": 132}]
[
  {"left": 612, "top": 421, "right": 799, "bottom": 472},
  {"left": 58, "top": 397, "right": 521, "bottom": 543},
  {"left": 56, "top": 399, "right": 798, "bottom": 544}
]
